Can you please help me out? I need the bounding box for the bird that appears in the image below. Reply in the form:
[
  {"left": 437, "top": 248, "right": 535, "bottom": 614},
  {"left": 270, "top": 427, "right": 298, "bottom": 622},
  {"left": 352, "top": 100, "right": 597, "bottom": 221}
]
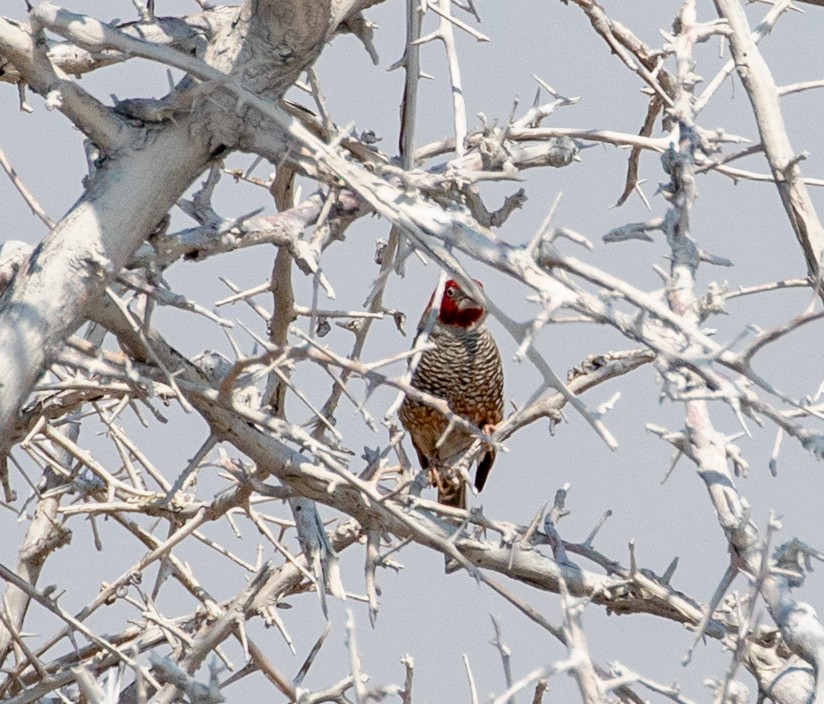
[{"left": 398, "top": 278, "right": 504, "bottom": 508}]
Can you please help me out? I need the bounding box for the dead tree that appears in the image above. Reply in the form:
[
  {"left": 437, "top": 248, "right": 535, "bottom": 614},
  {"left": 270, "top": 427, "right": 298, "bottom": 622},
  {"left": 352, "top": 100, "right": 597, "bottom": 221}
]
[{"left": 1, "top": 1, "right": 824, "bottom": 702}]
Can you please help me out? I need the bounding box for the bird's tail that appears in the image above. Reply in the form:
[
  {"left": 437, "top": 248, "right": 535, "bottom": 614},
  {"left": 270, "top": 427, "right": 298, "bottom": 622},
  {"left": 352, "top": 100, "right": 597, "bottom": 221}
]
[{"left": 474, "top": 448, "right": 496, "bottom": 492}]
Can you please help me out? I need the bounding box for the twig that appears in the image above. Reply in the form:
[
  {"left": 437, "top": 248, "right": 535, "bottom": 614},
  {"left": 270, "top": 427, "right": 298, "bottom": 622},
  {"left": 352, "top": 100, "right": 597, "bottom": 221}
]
[
  {"left": 462, "top": 654, "right": 479, "bottom": 704},
  {"left": 489, "top": 616, "right": 514, "bottom": 702},
  {"left": 345, "top": 610, "right": 367, "bottom": 704},
  {"left": 0, "top": 147, "right": 55, "bottom": 228}
]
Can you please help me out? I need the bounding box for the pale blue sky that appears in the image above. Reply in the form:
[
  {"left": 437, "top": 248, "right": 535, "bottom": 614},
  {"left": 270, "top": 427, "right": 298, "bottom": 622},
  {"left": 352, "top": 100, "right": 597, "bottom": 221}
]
[{"left": 2, "top": 1, "right": 824, "bottom": 701}]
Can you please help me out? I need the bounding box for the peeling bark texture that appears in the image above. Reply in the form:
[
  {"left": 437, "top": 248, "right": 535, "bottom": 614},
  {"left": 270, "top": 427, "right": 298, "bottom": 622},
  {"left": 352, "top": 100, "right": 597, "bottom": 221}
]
[{"left": 193, "top": 1, "right": 331, "bottom": 151}]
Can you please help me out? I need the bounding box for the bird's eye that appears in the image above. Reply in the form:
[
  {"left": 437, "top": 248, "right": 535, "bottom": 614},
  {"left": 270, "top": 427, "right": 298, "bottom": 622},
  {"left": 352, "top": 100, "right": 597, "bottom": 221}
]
[{"left": 445, "top": 287, "right": 455, "bottom": 298}]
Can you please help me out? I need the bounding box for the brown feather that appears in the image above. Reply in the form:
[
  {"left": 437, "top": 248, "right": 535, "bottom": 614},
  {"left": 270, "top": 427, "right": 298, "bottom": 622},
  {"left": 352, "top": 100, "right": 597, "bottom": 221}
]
[{"left": 399, "top": 280, "right": 504, "bottom": 507}]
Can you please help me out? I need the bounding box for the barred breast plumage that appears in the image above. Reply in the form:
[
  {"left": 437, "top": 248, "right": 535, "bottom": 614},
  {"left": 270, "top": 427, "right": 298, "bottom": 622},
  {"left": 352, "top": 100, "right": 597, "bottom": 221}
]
[{"left": 399, "top": 279, "right": 504, "bottom": 508}]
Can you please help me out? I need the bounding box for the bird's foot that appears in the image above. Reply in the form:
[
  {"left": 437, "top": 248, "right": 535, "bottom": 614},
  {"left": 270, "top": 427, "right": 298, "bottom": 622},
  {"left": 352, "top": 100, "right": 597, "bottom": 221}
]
[
  {"left": 428, "top": 463, "right": 458, "bottom": 494},
  {"left": 480, "top": 423, "right": 498, "bottom": 452},
  {"left": 427, "top": 464, "right": 441, "bottom": 490},
  {"left": 427, "top": 463, "right": 463, "bottom": 504}
]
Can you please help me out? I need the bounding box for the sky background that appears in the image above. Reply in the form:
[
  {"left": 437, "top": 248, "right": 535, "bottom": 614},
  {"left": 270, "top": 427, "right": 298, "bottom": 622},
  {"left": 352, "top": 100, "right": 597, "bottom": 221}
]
[{"left": 2, "top": 1, "right": 824, "bottom": 701}]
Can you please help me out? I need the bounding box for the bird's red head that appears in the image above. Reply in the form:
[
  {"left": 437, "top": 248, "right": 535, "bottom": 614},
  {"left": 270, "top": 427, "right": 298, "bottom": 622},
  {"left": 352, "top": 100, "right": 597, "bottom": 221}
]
[{"left": 436, "top": 279, "right": 486, "bottom": 327}]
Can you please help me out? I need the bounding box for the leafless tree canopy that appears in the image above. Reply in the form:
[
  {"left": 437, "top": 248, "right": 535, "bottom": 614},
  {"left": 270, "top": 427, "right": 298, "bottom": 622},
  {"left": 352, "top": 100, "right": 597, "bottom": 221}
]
[{"left": 1, "top": 0, "right": 824, "bottom": 702}]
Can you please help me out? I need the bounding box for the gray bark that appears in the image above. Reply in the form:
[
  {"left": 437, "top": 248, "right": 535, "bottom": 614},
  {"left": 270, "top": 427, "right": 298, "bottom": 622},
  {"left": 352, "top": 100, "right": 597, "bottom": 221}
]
[{"left": 0, "top": 0, "right": 339, "bottom": 447}]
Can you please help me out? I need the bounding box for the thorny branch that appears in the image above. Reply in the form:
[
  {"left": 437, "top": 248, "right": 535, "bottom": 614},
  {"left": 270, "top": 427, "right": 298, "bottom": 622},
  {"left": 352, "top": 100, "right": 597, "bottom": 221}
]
[{"left": 0, "top": 1, "right": 823, "bottom": 703}]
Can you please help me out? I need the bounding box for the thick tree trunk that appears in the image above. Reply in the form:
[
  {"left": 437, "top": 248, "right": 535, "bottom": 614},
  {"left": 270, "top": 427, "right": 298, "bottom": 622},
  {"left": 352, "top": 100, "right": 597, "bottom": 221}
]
[
  {"left": 0, "top": 0, "right": 349, "bottom": 672},
  {"left": 0, "top": 0, "right": 337, "bottom": 445},
  {"left": 0, "top": 124, "right": 208, "bottom": 446}
]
